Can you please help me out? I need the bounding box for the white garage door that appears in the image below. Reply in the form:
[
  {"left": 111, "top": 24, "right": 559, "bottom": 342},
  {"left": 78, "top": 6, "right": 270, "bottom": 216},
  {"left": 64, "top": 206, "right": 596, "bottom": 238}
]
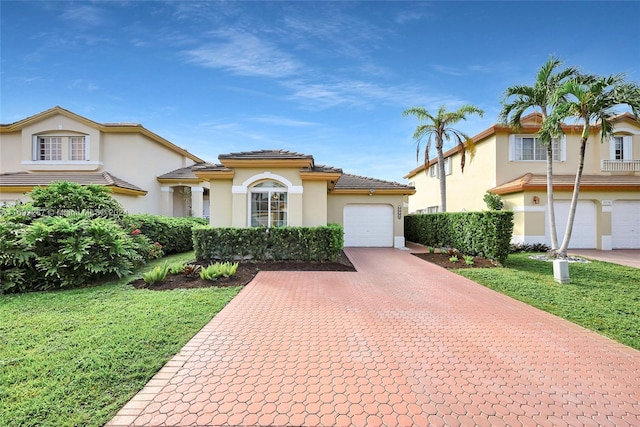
[
  {"left": 343, "top": 204, "right": 393, "bottom": 247},
  {"left": 551, "top": 201, "right": 596, "bottom": 249},
  {"left": 612, "top": 201, "right": 640, "bottom": 249}
]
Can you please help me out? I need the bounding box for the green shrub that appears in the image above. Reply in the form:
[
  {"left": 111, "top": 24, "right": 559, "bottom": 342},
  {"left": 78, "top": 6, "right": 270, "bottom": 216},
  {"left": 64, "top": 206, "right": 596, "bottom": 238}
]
[
  {"left": 200, "top": 262, "right": 239, "bottom": 281},
  {"left": 464, "top": 255, "right": 475, "bottom": 265},
  {"left": 483, "top": 191, "right": 504, "bottom": 210},
  {"left": 405, "top": 211, "right": 513, "bottom": 265},
  {"left": 193, "top": 224, "right": 344, "bottom": 262},
  {"left": 1, "top": 214, "right": 156, "bottom": 293},
  {"left": 122, "top": 214, "right": 205, "bottom": 254},
  {"left": 142, "top": 262, "right": 170, "bottom": 285},
  {"left": 28, "top": 181, "right": 127, "bottom": 219}
]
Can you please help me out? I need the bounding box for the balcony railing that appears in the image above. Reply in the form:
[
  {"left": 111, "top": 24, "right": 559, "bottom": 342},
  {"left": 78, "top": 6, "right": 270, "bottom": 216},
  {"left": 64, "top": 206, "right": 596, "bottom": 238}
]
[{"left": 601, "top": 159, "right": 640, "bottom": 172}]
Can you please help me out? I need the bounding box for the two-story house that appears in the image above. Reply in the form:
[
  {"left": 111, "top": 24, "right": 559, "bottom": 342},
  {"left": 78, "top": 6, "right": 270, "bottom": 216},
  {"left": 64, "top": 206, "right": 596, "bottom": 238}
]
[
  {"left": 404, "top": 112, "right": 640, "bottom": 249},
  {"left": 1, "top": 107, "right": 415, "bottom": 247},
  {"left": 0, "top": 106, "right": 209, "bottom": 217}
]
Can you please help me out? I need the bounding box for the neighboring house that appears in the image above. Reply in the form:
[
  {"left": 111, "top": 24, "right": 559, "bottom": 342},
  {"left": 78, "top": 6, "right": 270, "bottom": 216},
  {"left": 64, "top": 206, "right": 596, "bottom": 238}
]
[
  {"left": 162, "top": 150, "right": 415, "bottom": 247},
  {"left": 0, "top": 106, "right": 206, "bottom": 217},
  {"left": 405, "top": 112, "right": 640, "bottom": 249},
  {"left": 1, "top": 107, "right": 415, "bottom": 247}
]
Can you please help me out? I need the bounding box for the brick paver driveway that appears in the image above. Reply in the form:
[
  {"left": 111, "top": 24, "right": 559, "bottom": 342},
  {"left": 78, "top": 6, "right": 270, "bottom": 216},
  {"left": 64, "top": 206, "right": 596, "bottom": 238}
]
[{"left": 108, "top": 248, "right": 640, "bottom": 426}]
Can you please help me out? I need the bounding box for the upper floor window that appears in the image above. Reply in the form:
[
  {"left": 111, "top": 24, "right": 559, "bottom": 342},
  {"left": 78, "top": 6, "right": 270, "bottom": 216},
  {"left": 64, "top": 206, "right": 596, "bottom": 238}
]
[
  {"left": 250, "top": 180, "right": 287, "bottom": 227},
  {"left": 610, "top": 136, "right": 632, "bottom": 160},
  {"left": 37, "top": 137, "right": 62, "bottom": 160},
  {"left": 428, "top": 158, "right": 452, "bottom": 177},
  {"left": 32, "top": 135, "right": 89, "bottom": 161},
  {"left": 510, "top": 135, "right": 563, "bottom": 162}
]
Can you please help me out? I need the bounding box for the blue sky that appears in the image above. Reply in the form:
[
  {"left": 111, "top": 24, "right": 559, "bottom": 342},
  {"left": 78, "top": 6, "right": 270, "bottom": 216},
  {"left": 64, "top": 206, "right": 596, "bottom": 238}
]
[{"left": 2, "top": 1, "right": 639, "bottom": 182}]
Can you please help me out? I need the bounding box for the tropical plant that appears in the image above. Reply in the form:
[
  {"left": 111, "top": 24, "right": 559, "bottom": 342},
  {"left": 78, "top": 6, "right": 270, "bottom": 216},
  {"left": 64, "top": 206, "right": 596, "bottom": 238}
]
[
  {"left": 142, "top": 262, "right": 170, "bottom": 285},
  {"left": 403, "top": 104, "right": 484, "bottom": 212},
  {"left": 200, "top": 261, "right": 239, "bottom": 281},
  {"left": 499, "top": 57, "right": 578, "bottom": 250},
  {"left": 542, "top": 73, "right": 640, "bottom": 259},
  {"left": 463, "top": 255, "right": 475, "bottom": 266},
  {"left": 169, "top": 262, "right": 188, "bottom": 275},
  {"left": 449, "top": 255, "right": 459, "bottom": 263}
]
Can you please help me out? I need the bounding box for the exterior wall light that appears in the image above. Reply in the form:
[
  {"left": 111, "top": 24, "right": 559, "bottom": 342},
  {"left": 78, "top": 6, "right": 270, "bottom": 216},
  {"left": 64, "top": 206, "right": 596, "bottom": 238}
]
[
  {"left": 397, "top": 205, "right": 402, "bottom": 219},
  {"left": 533, "top": 196, "right": 540, "bottom": 205}
]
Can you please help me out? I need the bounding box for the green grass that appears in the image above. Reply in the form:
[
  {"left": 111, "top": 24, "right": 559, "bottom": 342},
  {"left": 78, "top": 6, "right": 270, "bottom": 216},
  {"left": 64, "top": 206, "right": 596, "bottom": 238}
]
[
  {"left": 0, "top": 252, "right": 241, "bottom": 427},
  {"left": 456, "top": 253, "right": 640, "bottom": 350}
]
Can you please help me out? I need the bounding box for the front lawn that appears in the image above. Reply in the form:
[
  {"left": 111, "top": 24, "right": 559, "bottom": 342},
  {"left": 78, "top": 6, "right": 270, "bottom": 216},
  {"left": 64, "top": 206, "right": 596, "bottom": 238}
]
[
  {"left": 456, "top": 253, "right": 640, "bottom": 350},
  {"left": 0, "top": 252, "right": 241, "bottom": 427}
]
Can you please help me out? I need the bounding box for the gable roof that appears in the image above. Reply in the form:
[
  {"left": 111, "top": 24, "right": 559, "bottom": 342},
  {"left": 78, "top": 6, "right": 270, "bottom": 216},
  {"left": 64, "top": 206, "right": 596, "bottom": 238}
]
[
  {"left": 489, "top": 173, "right": 640, "bottom": 195},
  {"left": 0, "top": 171, "right": 147, "bottom": 196},
  {"left": 0, "top": 106, "right": 204, "bottom": 163}
]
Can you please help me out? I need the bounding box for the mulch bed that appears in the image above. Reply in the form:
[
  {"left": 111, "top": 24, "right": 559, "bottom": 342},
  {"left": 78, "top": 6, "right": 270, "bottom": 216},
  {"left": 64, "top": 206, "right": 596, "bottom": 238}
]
[
  {"left": 130, "top": 251, "right": 356, "bottom": 291},
  {"left": 412, "top": 252, "right": 498, "bottom": 269}
]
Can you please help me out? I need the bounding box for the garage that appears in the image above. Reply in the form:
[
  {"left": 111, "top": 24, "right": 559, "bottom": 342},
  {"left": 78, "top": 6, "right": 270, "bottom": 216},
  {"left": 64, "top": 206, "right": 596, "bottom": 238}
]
[
  {"left": 343, "top": 204, "right": 393, "bottom": 247},
  {"left": 551, "top": 200, "right": 596, "bottom": 249},
  {"left": 612, "top": 200, "right": 640, "bottom": 249}
]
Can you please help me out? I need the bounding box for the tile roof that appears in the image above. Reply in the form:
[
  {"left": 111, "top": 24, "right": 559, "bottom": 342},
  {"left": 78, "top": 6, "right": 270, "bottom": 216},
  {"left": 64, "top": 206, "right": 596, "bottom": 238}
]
[
  {"left": 334, "top": 173, "right": 414, "bottom": 190},
  {"left": 158, "top": 162, "right": 226, "bottom": 179},
  {"left": 490, "top": 173, "right": 640, "bottom": 195},
  {"left": 0, "top": 171, "right": 146, "bottom": 193},
  {"left": 218, "top": 149, "right": 313, "bottom": 161},
  {"left": 301, "top": 164, "right": 343, "bottom": 174}
]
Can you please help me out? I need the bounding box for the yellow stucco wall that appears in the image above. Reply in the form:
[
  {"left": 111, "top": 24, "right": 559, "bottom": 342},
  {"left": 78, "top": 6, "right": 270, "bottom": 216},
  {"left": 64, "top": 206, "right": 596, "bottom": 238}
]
[
  {"left": 0, "top": 131, "right": 23, "bottom": 174},
  {"left": 302, "top": 181, "right": 328, "bottom": 226}
]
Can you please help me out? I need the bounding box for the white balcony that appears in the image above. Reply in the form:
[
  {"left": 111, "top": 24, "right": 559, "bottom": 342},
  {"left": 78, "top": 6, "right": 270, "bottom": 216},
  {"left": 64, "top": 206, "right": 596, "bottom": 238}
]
[{"left": 601, "top": 159, "right": 640, "bottom": 172}]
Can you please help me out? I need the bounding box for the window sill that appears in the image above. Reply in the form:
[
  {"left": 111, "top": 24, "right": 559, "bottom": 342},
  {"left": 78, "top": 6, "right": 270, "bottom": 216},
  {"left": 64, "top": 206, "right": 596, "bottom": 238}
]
[{"left": 21, "top": 161, "right": 103, "bottom": 171}]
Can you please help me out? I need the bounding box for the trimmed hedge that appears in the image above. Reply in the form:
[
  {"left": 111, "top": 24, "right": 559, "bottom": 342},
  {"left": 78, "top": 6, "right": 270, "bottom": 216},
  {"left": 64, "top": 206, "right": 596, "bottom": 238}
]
[
  {"left": 121, "top": 214, "right": 208, "bottom": 254},
  {"left": 405, "top": 211, "right": 513, "bottom": 264},
  {"left": 193, "top": 224, "right": 344, "bottom": 262}
]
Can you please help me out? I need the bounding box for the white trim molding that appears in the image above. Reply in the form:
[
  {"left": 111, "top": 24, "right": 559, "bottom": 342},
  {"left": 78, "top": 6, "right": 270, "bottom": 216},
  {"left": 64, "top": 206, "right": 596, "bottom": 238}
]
[
  {"left": 232, "top": 172, "right": 304, "bottom": 194},
  {"left": 511, "top": 205, "right": 546, "bottom": 213},
  {"left": 601, "top": 235, "right": 612, "bottom": 251}
]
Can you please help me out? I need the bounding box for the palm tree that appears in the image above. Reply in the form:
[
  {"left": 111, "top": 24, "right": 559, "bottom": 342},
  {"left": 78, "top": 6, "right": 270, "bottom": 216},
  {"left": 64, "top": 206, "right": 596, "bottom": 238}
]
[
  {"left": 403, "top": 105, "right": 484, "bottom": 212},
  {"left": 499, "top": 57, "right": 577, "bottom": 250},
  {"left": 542, "top": 73, "right": 640, "bottom": 258}
]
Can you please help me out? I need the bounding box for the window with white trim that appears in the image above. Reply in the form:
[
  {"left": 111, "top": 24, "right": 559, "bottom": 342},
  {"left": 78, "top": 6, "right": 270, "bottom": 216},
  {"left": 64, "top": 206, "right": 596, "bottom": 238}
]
[
  {"left": 250, "top": 180, "right": 287, "bottom": 227},
  {"left": 37, "top": 137, "right": 62, "bottom": 160},
  {"left": 510, "top": 135, "right": 562, "bottom": 161},
  {"left": 427, "top": 206, "right": 439, "bottom": 214},
  {"left": 32, "top": 135, "right": 89, "bottom": 161},
  {"left": 69, "top": 136, "right": 86, "bottom": 160},
  {"left": 610, "top": 136, "right": 632, "bottom": 160}
]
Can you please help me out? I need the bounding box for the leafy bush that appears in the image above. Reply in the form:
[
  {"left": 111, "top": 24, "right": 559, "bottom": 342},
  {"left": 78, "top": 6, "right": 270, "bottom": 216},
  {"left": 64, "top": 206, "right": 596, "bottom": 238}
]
[
  {"left": 464, "top": 255, "right": 475, "bottom": 265},
  {"left": 28, "top": 181, "right": 127, "bottom": 219},
  {"left": 122, "top": 214, "right": 205, "bottom": 254},
  {"left": 405, "top": 211, "right": 513, "bottom": 265},
  {"left": 193, "top": 224, "right": 344, "bottom": 262},
  {"left": 483, "top": 192, "right": 504, "bottom": 210},
  {"left": 142, "top": 262, "right": 170, "bottom": 285},
  {"left": 1, "top": 214, "right": 157, "bottom": 293}
]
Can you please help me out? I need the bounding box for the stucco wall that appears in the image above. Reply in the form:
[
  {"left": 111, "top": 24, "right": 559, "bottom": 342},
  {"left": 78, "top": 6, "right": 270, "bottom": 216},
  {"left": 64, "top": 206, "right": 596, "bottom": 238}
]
[
  {"left": 327, "top": 194, "right": 406, "bottom": 244},
  {"left": 302, "top": 181, "right": 328, "bottom": 226},
  {"left": 0, "top": 131, "right": 22, "bottom": 174}
]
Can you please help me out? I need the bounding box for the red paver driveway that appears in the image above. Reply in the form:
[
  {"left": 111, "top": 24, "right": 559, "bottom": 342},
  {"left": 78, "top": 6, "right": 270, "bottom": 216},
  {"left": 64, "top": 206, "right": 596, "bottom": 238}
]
[{"left": 107, "top": 248, "right": 640, "bottom": 427}]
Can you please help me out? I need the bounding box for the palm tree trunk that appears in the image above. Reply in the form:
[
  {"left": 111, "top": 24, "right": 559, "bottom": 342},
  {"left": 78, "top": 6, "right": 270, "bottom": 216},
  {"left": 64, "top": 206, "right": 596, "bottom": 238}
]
[
  {"left": 546, "top": 144, "right": 559, "bottom": 250},
  {"left": 436, "top": 137, "right": 446, "bottom": 212},
  {"left": 558, "top": 137, "right": 587, "bottom": 258}
]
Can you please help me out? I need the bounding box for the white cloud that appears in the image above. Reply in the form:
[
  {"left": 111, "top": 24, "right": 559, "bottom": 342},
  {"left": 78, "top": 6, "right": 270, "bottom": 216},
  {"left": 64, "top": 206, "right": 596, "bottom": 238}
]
[
  {"left": 184, "top": 30, "right": 300, "bottom": 78},
  {"left": 251, "top": 115, "right": 318, "bottom": 127}
]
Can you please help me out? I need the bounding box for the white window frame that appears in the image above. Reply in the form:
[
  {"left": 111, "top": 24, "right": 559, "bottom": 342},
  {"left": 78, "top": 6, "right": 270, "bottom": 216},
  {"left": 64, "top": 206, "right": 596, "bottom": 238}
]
[
  {"left": 249, "top": 180, "right": 288, "bottom": 228},
  {"left": 427, "top": 206, "right": 439, "bottom": 214},
  {"left": 610, "top": 135, "right": 632, "bottom": 160},
  {"left": 31, "top": 134, "right": 90, "bottom": 161},
  {"left": 509, "top": 135, "right": 564, "bottom": 162}
]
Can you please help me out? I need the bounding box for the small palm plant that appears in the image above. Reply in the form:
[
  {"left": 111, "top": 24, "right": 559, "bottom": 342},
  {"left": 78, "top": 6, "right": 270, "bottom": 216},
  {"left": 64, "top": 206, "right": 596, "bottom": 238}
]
[{"left": 142, "top": 262, "right": 170, "bottom": 285}]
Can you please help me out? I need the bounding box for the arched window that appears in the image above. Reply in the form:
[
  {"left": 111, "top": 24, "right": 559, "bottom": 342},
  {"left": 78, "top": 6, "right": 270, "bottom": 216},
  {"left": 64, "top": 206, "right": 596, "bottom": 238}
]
[{"left": 250, "top": 180, "right": 287, "bottom": 227}]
